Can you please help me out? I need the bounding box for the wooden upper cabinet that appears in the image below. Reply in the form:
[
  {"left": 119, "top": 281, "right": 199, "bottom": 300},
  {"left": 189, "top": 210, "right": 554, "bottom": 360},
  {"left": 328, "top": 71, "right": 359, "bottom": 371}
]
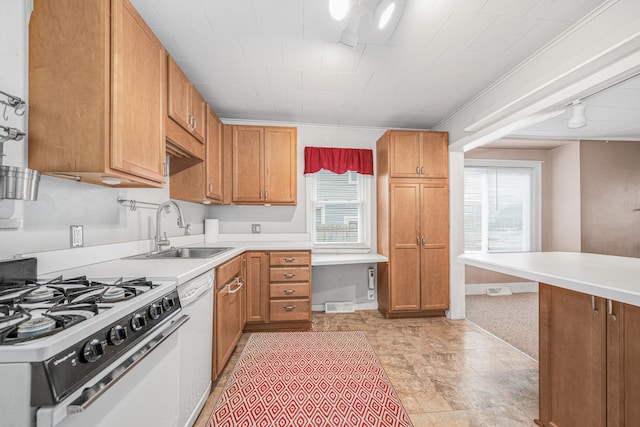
[
  {"left": 232, "top": 125, "right": 297, "bottom": 205},
  {"left": 264, "top": 127, "right": 297, "bottom": 204},
  {"left": 206, "top": 106, "right": 224, "bottom": 203},
  {"left": 167, "top": 55, "right": 206, "bottom": 143},
  {"left": 169, "top": 105, "right": 226, "bottom": 205},
  {"left": 28, "top": 0, "right": 165, "bottom": 187},
  {"left": 386, "top": 130, "right": 448, "bottom": 179},
  {"left": 232, "top": 126, "right": 264, "bottom": 203}
]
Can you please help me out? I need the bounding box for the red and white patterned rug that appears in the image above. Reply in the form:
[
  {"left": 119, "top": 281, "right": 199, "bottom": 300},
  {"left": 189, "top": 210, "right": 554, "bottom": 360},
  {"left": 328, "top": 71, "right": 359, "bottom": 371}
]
[{"left": 207, "top": 331, "right": 413, "bottom": 427}]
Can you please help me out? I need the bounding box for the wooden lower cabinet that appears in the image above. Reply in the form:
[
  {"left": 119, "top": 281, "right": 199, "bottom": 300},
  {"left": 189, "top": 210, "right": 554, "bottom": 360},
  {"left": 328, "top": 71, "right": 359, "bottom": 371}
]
[
  {"left": 214, "top": 255, "right": 245, "bottom": 376},
  {"left": 245, "top": 252, "right": 269, "bottom": 324},
  {"left": 538, "top": 283, "right": 640, "bottom": 427},
  {"left": 378, "top": 181, "right": 449, "bottom": 317},
  {"left": 244, "top": 250, "right": 312, "bottom": 331}
]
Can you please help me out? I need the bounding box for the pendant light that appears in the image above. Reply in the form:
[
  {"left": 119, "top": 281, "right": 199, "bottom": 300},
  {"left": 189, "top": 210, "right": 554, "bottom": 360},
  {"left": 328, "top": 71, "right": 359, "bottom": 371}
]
[{"left": 567, "top": 100, "right": 587, "bottom": 129}]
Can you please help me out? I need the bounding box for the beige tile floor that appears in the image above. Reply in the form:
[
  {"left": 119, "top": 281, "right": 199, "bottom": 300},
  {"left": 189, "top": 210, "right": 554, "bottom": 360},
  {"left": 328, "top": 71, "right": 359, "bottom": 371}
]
[{"left": 195, "top": 310, "right": 539, "bottom": 427}]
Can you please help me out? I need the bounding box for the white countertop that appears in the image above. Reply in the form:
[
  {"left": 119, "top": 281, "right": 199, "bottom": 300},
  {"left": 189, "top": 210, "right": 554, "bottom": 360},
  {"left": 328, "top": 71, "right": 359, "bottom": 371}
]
[
  {"left": 312, "top": 253, "right": 388, "bottom": 266},
  {"left": 459, "top": 252, "right": 640, "bottom": 306}
]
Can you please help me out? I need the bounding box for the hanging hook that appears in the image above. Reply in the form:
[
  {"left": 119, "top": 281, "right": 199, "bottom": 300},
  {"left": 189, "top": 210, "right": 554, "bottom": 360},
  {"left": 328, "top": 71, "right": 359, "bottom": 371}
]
[{"left": 0, "top": 90, "right": 26, "bottom": 120}]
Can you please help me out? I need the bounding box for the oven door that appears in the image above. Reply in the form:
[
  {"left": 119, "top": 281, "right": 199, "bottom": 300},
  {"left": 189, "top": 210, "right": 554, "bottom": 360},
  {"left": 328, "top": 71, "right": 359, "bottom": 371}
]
[{"left": 36, "top": 314, "right": 189, "bottom": 427}]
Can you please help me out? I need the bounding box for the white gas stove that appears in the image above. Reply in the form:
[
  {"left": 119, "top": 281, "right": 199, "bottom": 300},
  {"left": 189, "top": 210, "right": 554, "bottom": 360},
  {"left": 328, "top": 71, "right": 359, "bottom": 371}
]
[{"left": 0, "top": 257, "right": 187, "bottom": 427}]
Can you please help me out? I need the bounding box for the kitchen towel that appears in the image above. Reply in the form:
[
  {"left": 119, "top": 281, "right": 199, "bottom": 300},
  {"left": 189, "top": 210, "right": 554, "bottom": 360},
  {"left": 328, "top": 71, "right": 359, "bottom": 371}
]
[{"left": 204, "top": 219, "right": 219, "bottom": 242}]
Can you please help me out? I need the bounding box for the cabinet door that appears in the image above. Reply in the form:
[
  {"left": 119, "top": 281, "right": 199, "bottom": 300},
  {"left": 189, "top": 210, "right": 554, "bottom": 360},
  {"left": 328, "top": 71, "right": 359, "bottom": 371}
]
[
  {"left": 538, "top": 284, "right": 606, "bottom": 427},
  {"left": 167, "top": 56, "right": 192, "bottom": 135},
  {"left": 264, "top": 127, "right": 297, "bottom": 204},
  {"left": 389, "top": 131, "right": 421, "bottom": 178},
  {"left": 110, "top": 0, "right": 165, "bottom": 183},
  {"left": 232, "top": 126, "right": 264, "bottom": 203},
  {"left": 191, "top": 88, "right": 207, "bottom": 143},
  {"left": 206, "top": 106, "right": 223, "bottom": 202},
  {"left": 245, "top": 252, "right": 268, "bottom": 323},
  {"left": 389, "top": 183, "right": 421, "bottom": 311},
  {"left": 215, "top": 276, "right": 244, "bottom": 376},
  {"left": 419, "top": 132, "right": 448, "bottom": 179},
  {"left": 607, "top": 301, "right": 640, "bottom": 427},
  {"left": 420, "top": 182, "right": 449, "bottom": 310}
]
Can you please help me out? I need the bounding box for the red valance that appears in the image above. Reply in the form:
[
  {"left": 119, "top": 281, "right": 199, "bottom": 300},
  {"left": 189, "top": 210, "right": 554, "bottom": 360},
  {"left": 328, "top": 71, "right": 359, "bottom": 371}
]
[{"left": 304, "top": 146, "right": 374, "bottom": 175}]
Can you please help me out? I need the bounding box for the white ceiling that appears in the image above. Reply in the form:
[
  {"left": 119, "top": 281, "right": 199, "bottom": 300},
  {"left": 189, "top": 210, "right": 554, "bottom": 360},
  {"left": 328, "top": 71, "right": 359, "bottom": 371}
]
[{"left": 130, "top": 0, "right": 608, "bottom": 132}]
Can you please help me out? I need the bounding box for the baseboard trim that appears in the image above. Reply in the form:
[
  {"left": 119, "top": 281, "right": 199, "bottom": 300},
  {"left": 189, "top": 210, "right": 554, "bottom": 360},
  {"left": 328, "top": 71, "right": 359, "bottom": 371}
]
[{"left": 465, "top": 282, "right": 538, "bottom": 295}]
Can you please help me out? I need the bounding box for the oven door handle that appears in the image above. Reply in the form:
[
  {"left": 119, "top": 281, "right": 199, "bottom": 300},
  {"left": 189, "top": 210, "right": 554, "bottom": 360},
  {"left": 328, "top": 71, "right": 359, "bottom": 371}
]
[{"left": 66, "top": 314, "right": 190, "bottom": 415}]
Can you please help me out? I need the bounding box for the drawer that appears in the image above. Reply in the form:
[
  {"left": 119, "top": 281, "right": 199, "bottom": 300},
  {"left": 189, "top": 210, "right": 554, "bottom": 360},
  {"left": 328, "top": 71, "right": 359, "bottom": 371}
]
[
  {"left": 216, "top": 255, "right": 242, "bottom": 289},
  {"left": 270, "top": 251, "right": 310, "bottom": 267},
  {"left": 269, "top": 266, "right": 310, "bottom": 282},
  {"left": 270, "top": 282, "right": 310, "bottom": 299},
  {"left": 269, "top": 299, "right": 310, "bottom": 322}
]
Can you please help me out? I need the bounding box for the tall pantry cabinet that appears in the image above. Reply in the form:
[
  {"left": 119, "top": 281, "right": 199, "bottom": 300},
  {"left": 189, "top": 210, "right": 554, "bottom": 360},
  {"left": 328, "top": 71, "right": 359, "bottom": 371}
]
[{"left": 377, "top": 130, "right": 449, "bottom": 318}]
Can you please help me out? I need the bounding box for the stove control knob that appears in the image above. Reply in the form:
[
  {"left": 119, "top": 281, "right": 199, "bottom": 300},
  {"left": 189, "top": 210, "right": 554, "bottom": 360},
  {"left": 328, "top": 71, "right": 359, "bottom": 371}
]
[
  {"left": 82, "top": 339, "right": 106, "bottom": 363},
  {"left": 148, "top": 303, "right": 163, "bottom": 320},
  {"left": 162, "top": 296, "right": 176, "bottom": 312},
  {"left": 108, "top": 325, "right": 128, "bottom": 346},
  {"left": 130, "top": 313, "right": 147, "bottom": 331}
]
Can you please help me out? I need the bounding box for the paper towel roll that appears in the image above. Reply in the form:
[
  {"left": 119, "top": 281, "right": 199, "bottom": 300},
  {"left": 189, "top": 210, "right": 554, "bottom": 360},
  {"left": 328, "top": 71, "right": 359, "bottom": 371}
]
[{"left": 204, "top": 219, "right": 219, "bottom": 242}]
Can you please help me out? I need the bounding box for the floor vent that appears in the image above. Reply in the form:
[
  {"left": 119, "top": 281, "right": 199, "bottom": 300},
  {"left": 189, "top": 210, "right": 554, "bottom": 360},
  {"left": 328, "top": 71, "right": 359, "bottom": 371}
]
[
  {"left": 486, "top": 286, "right": 513, "bottom": 296},
  {"left": 325, "top": 302, "right": 355, "bottom": 313}
]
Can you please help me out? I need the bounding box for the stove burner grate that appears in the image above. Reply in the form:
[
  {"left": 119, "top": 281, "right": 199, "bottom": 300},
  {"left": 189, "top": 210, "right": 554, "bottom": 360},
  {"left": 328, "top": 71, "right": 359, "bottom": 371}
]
[{"left": 0, "top": 302, "right": 99, "bottom": 344}]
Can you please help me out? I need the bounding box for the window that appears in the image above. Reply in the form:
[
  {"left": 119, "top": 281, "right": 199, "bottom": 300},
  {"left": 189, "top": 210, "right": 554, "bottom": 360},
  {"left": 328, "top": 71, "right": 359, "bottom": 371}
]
[
  {"left": 308, "top": 170, "right": 371, "bottom": 249},
  {"left": 464, "top": 160, "right": 541, "bottom": 253}
]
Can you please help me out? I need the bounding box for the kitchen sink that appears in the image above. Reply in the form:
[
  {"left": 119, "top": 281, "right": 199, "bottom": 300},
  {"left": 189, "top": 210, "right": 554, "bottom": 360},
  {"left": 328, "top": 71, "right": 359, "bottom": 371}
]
[{"left": 124, "top": 247, "right": 232, "bottom": 260}]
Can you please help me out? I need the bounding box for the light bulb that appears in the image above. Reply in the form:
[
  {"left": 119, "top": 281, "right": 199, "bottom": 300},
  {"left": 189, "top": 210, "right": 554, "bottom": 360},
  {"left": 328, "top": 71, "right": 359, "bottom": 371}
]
[
  {"left": 378, "top": 2, "right": 395, "bottom": 29},
  {"left": 329, "top": 0, "right": 350, "bottom": 20}
]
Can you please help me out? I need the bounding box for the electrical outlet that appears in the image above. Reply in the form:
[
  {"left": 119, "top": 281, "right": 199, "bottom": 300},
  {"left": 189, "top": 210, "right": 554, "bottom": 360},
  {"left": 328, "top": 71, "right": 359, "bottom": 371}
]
[
  {"left": 70, "top": 225, "right": 83, "bottom": 248},
  {"left": 251, "top": 224, "right": 261, "bottom": 234},
  {"left": 367, "top": 290, "right": 375, "bottom": 300}
]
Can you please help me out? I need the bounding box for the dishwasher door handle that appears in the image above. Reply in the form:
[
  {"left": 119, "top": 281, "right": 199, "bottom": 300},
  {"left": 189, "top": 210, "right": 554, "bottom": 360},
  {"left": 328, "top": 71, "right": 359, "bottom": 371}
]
[{"left": 66, "top": 314, "right": 190, "bottom": 414}]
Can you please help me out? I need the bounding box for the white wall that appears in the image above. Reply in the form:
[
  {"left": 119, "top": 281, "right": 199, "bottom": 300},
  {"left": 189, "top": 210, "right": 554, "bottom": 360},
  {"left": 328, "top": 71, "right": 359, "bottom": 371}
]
[
  {"left": 549, "top": 142, "right": 582, "bottom": 252},
  {"left": 209, "top": 123, "right": 385, "bottom": 239},
  {"left": 0, "top": 0, "right": 206, "bottom": 260}
]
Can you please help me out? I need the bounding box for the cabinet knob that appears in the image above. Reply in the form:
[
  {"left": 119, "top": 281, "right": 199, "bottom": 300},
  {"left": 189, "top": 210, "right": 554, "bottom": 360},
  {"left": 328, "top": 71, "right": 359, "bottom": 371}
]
[
  {"left": 284, "top": 273, "right": 296, "bottom": 278},
  {"left": 421, "top": 166, "right": 424, "bottom": 175},
  {"left": 591, "top": 295, "right": 599, "bottom": 315},
  {"left": 283, "top": 305, "right": 297, "bottom": 311},
  {"left": 416, "top": 166, "right": 420, "bottom": 175},
  {"left": 284, "top": 257, "right": 295, "bottom": 262},
  {"left": 283, "top": 289, "right": 296, "bottom": 294},
  {"left": 208, "top": 183, "right": 213, "bottom": 193}
]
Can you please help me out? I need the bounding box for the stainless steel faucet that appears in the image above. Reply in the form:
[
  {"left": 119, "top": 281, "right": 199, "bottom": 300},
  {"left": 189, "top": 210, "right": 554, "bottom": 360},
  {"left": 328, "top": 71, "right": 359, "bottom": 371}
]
[{"left": 154, "top": 200, "right": 190, "bottom": 252}]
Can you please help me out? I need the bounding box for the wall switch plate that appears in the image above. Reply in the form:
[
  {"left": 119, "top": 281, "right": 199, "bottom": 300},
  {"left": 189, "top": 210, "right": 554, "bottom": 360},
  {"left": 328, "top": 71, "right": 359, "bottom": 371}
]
[
  {"left": 251, "top": 224, "right": 261, "bottom": 234},
  {"left": 70, "top": 225, "right": 83, "bottom": 247},
  {"left": 367, "top": 290, "right": 375, "bottom": 300}
]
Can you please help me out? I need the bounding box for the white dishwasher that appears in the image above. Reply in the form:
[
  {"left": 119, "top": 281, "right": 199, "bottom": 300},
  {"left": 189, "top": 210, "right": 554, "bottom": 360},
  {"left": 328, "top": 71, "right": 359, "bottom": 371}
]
[{"left": 177, "top": 270, "right": 214, "bottom": 427}]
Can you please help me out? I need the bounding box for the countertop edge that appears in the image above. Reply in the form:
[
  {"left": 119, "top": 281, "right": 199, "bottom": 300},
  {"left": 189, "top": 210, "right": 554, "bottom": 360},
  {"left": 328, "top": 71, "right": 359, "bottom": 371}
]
[{"left": 459, "top": 252, "right": 640, "bottom": 307}]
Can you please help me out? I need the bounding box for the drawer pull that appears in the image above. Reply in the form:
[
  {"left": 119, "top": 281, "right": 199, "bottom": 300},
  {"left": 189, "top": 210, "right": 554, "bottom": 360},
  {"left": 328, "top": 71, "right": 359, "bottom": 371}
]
[
  {"left": 284, "top": 257, "right": 296, "bottom": 262},
  {"left": 284, "top": 273, "right": 296, "bottom": 278},
  {"left": 283, "top": 289, "right": 296, "bottom": 294},
  {"left": 608, "top": 299, "right": 617, "bottom": 321},
  {"left": 283, "top": 305, "right": 297, "bottom": 311},
  {"left": 227, "top": 277, "right": 243, "bottom": 294}
]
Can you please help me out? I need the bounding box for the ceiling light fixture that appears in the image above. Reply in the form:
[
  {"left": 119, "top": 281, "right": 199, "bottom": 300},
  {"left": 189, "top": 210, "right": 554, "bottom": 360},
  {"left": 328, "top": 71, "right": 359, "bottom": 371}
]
[
  {"left": 567, "top": 100, "right": 587, "bottom": 129},
  {"left": 332, "top": 0, "right": 399, "bottom": 48},
  {"left": 329, "top": 0, "right": 351, "bottom": 20},
  {"left": 375, "top": 0, "right": 396, "bottom": 29}
]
